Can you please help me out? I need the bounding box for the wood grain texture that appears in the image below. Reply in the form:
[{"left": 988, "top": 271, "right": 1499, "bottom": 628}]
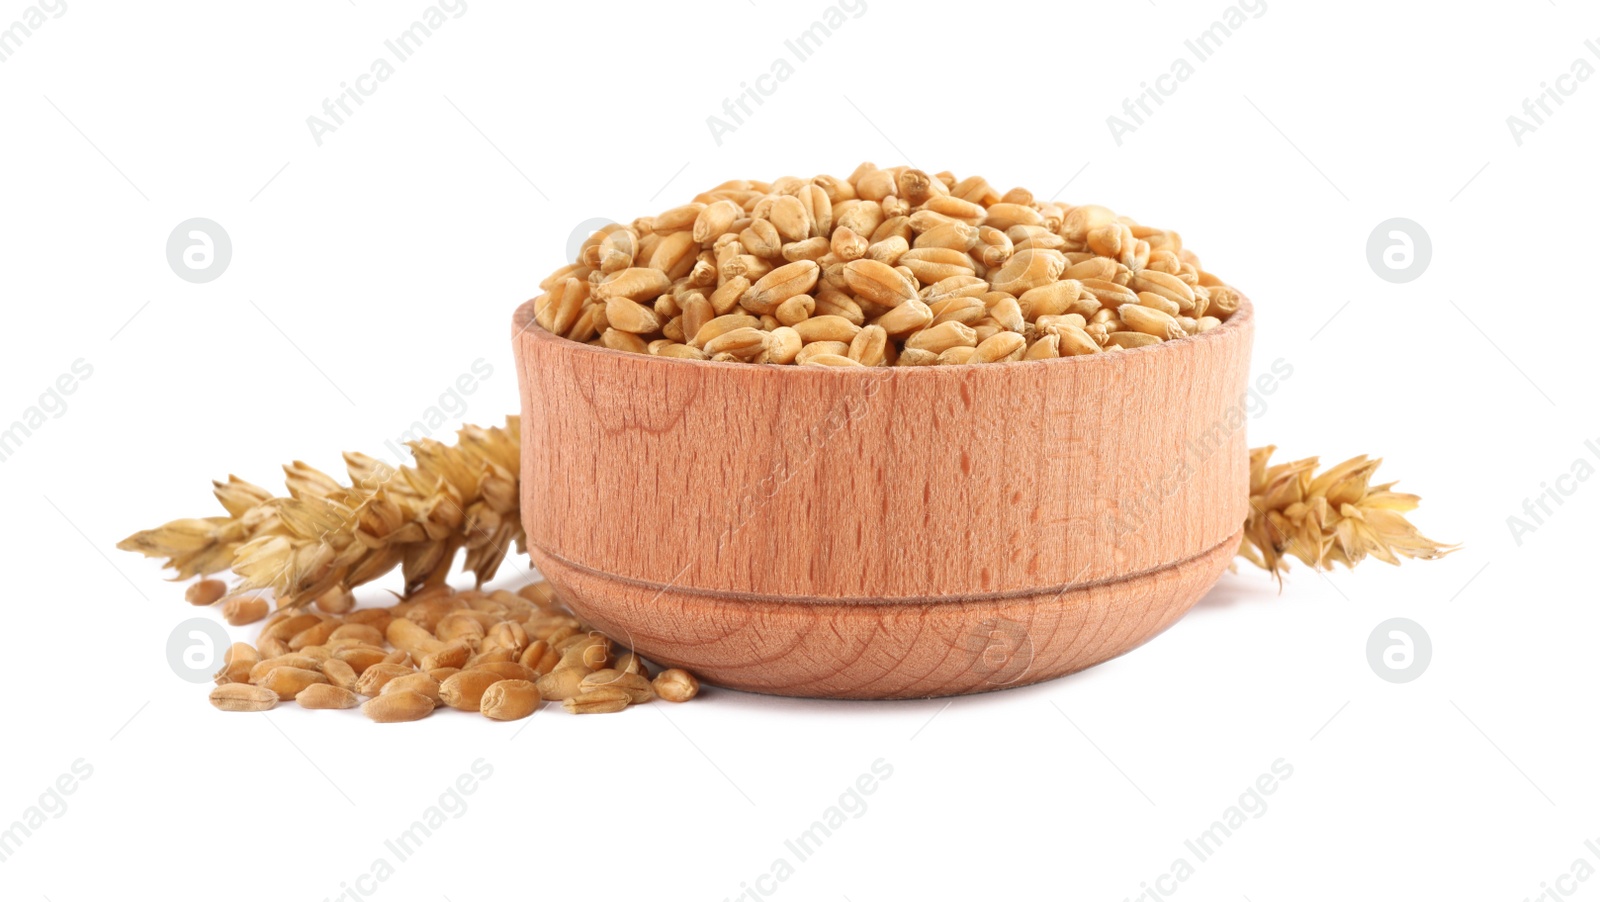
[{"left": 513, "top": 297, "right": 1255, "bottom": 698}]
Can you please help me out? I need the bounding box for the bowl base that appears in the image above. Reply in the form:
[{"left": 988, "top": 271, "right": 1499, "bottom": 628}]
[{"left": 531, "top": 529, "right": 1240, "bottom": 700}]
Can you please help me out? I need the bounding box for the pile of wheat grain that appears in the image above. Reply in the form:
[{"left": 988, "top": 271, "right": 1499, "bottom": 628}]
[
  {"left": 201, "top": 580, "right": 697, "bottom": 721},
  {"left": 533, "top": 162, "right": 1242, "bottom": 366}
]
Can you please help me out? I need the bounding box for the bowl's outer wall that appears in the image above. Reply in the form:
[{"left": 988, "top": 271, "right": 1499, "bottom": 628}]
[{"left": 513, "top": 299, "right": 1254, "bottom": 605}]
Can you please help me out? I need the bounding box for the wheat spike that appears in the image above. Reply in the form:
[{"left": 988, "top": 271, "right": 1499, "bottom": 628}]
[
  {"left": 1238, "top": 445, "right": 1457, "bottom": 580},
  {"left": 118, "top": 418, "right": 525, "bottom": 607}
]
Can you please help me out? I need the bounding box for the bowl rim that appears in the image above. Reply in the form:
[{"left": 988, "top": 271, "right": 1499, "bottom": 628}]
[{"left": 512, "top": 291, "right": 1252, "bottom": 374}]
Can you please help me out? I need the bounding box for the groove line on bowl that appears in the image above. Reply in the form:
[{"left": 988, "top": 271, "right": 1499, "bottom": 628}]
[{"left": 528, "top": 529, "right": 1243, "bottom": 608}]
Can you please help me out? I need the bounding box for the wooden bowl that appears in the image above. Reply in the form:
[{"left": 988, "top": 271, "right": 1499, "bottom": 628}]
[{"left": 512, "top": 298, "right": 1254, "bottom": 699}]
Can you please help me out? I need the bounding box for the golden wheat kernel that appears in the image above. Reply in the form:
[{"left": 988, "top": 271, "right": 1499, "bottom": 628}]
[
  {"left": 296, "top": 683, "right": 361, "bottom": 710},
  {"left": 517, "top": 639, "right": 553, "bottom": 673},
  {"left": 854, "top": 167, "right": 895, "bottom": 200},
  {"left": 919, "top": 274, "right": 986, "bottom": 305},
  {"left": 381, "top": 672, "right": 443, "bottom": 704},
  {"left": 927, "top": 296, "right": 987, "bottom": 328},
  {"left": 354, "top": 663, "right": 416, "bottom": 697},
  {"left": 1080, "top": 278, "right": 1138, "bottom": 309},
  {"left": 801, "top": 353, "right": 865, "bottom": 368},
  {"left": 562, "top": 687, "right": 632, "bottom": 715},
  {"left": 1129, "top": 270, "right": 1196, "bottom": 311},
  {"left": 989, "top": 295, "right": 1025, "bottom": 332},
  {"left": 387, "top": 618, "right": 444, "bottom": 656},
  {"left": 987, "top": 249, "right": 1064, "bottom": 295},
  {"left": 702, "top": 326, "right": 770, "bottom": 359},
  {"left": 911, "top": 219, "right": 978, "bottom": 252},
  {"left": 843, "top": 259, "right": 918, "bottom": 307},
  {"left": 435, "top": 612, "right": 487, "bottom": 644},
  {"left": 779, "top": 236, "right": 830, "bottom": 263},
  {"left": 1108, "top": 330, "right": 1162, "bottom": 349},
  {"left": 792, "top": 314, "right": 862, "bottom": 345},
  {"left": 535, "top": 667, "right": 587, "bottom": 701},
  {"left": 299, "top": 645, "right": 333, "bottom": 662},
  {"left": 613, "top": 652, "right": 652, "bottom": 678},
  {"left": 263, "top": 612, "right": 321, "bottom": 643},
  {"left": 874, "top": 298, "right": 935, "bottom": 337},
  {"left": 221, "top": 594, "right": 269, "bottom": 626},
  {"left": 848, "top": 324, "right": 889, "bottom": 366},
  {"left": 769, "top": 194, "right": 811, "bottom": 242},
  {"left": 1050, "top": 323, "right": 1103, "bottom": 356},
  {"left": 658, "top": 342, "right": 709, "bottom": 360},
  {"left": 745, "top": 259, "right": 821, "bottom": 311},
  {"left": 288, "top": 618, "right": 342, "bottom": 651},
  {"left": 334, "top": 646, "right": 389, "bottom": 675},
  {"left": 537, "top": 623, "right": 579, "bottom": 646},
  {"left": 472, "top": 661, "right": 540, "bottom": 684},
  {"left": 362, "top": 690, "right": 435, "bottom": 723},
  {"left": 653, "top": 669, "right": 701, "bottom": 703},
  {"left": 598, "top": 229, "right": 637, "bottom": 273},
  {"left": 738, "top": 219, "right": 781, "bottom": 258},
  {"left": 258, "top": 666, "right": 328, "bottom": 701},
  {"left": 185, "top": 578, "right": 227, "bottom": 606},
  {"left": 1135, "top": 291, "right": 1182, "bottom": 318},
  {"left": 601, "top": 328, "right": 649, "bottom": 354},
  {"left": 328, "top": 623, "right": 385, "bottom": 647},
  {"left": 321, "top": 657, "right": 359, "bottom": 692},
  {"left": 937, "top": 346, "right": 979, "bottom": 365},
  {"left": 213, "top": 659, "right": 252, "bottom": 685},
  {"left": 973, "top": 331, "right": 1027, "bottom": 364},
  {"left": 439, "top": 669, "right": 503, "bottom": 711},
  {"left": 480, "top": 680, "right": 542, "bottom": 721},
  {"left": 1058, "top": 257, "right": 1112, "bottom": 284},
  {"left": 223, "top": 642, "right": 260, "bottom": 667},
  {"left": 483, "top": 621, "right": 529, "bottom": 654},
  {"left": 692, "top": 199, "right": 741, "bottom": 244},
  {"left": 604, "top": 297, "right": 661, "bottom": 335},
  {"left": 690, "top": 312, "right": 758, "bottom": 349},
  {"left": 1208, "top": 286, "right": 1241, "bottom": 319},
  {"left": 652, "top": 203, "right": 704, "bottom": 235},
  {"left": 897, "top": 247, "right": 977, "bottom": 285},
  {"left": 592, "top": 267, "right": 672, "bottom": 304},
  {"left": 247, "top": 654, "right": 322, "bottom": 683},
  {"left": 1086, "top": 222, "right": 1128, "bottom": 258},
  {"left": 813, "top": 289, "right": 865, "bottom": 325},
  {"left": 864, "top": 235, "right": 910, "bottom": 267},
  {"left": 830, "top": 226, "right": 868, "bottom": 261},
  {"left": 1024, "top": 333, "right": 1061, "bottom": 360},
  {"left": 581, "top": 669, "right": 656, "bottom": 704},
  {"left": 905, "top": 321, "right": 978, "bottom": 354},
  {"left": 789, "top": 341, "right": 847, "bottom": 366},
  {"left": 210, "top": 683, "right": 278, "bottom": 712},
  {"left": 773, "top": 293, "right": 816, "bottom": 327},
  {"left": 344, "top": 607, "right": 392, "bottom": 630},
  {"left": 1119, "top": 303, "right": 1185, "bottom": 340},
  {"left": 1016, "top": 280, "right": 1080, "bottom": 319}
]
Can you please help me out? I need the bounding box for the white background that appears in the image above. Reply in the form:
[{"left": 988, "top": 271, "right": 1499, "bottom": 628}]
[{"left": 2, "top": 1, "right": 1596, "bottom": 900}]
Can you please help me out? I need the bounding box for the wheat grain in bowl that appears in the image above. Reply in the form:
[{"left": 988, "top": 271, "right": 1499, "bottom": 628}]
[{"left": 532, "top": 162, "right": 1241, "bottom": 366}]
